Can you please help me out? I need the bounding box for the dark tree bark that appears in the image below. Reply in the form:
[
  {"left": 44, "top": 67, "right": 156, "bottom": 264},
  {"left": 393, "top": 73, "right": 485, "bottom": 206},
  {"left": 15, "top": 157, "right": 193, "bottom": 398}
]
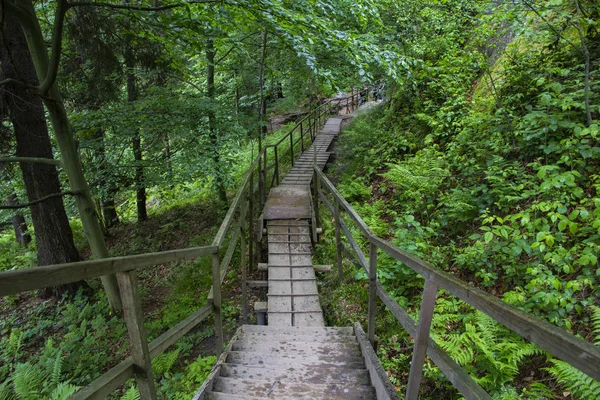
[
  {"left": 206, "top": 37, "right": 228, "bottom": 203},
  {"left": 0, "top": 15, "right": 83, "bottom": 296},
  {"left": 5, "top": 194, "right": 32, "bottom": 246},
  {"left": 93, "top": 129, "right": 120, "bottom": 229},
  {"left": 124, "top": 28, "right": 147, "bottom": 221}
]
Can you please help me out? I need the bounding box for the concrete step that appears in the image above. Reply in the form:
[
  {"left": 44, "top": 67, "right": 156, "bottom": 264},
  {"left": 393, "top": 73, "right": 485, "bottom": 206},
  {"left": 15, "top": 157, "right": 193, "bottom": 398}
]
[
  {"left": 239, "top": 331, "right": 357, "bottom": 343},
  {"left": 225, "top": 351, "right": 365, "bottom": 369},
  {"left": 231, "top": 339, "right": 361, "bottom": 355},
  {"left": 219, "top": 363, "right": 371, "bottom": 385},
  {"left": 241, "top": 325, "right": 353, "bottom": 336},
  {"left": 212, "top": 377, "right": 376, "bottom": 399}
]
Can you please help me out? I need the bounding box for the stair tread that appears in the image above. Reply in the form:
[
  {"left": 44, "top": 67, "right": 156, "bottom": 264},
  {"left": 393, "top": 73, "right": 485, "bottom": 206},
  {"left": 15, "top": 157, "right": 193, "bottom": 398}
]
[
  {"left": 241, "top": 325, "right": 353, "bottom": 335},
  {"left": 239, "top": 331, "right": 357, "bottom": 342},
  {"left": 225, "top": 350, "right": 365, "bottom": 369},
  {"left": 213, "top": 376, "right": 376, "bottom": 399},
  {"left": 219, "top": 363, "right": 371, "bottom": 385},
  {"left": 232, "top": 339, "right": 361, "bottom": 355}
]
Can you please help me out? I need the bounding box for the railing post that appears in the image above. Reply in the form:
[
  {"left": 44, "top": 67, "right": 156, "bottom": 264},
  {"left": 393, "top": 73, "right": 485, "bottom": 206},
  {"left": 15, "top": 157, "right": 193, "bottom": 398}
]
[
  {"left": 290, "top": 130, "right": 294, "bottom": 166},
  {"left": 274, "top": 145, "right": 279, "bottom": 185},
  {"left": 312, "top": 167, "right": 320, "bottom": 243},
  {"left": 248, "top": 174, "right": 254, "bottom": 271},
  {"left": 262, "top": 148, "right": 268, "bottom": 203},
  {"left": 258, "top": 152, "right": 264, "bottom": 210},
  {"left": 117, "top": 271, "right": 158, "bottom": 399},
  {"left": 211, "top": 251, "right": 224, "bottom": 352},
  {"left": 406, "top": 279, "right": 438, "bottom": 400},
  {"left": 241, "top": 218, "right": 248, "bottom": 323},
  {"left": 334, "top": 199, "right": 343, "bottom": 282},
  {"left": 300, "top": 121, "right": 305, "bottom": 152},
  {"left": 367, "top": 242, "right": 377, "bottom": 345}
]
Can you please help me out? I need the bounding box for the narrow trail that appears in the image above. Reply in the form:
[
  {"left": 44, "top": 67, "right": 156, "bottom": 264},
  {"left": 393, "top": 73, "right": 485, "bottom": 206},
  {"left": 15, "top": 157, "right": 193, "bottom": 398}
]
[{"left": 196, "top": 108, "right": 396, "bottom": 400}]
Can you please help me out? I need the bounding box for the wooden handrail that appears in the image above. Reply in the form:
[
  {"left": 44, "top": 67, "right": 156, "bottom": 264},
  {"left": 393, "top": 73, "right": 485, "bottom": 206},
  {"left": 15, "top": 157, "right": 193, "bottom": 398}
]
[
  {"left": 314, "top": 166, "right": 600, "bottom": 399},
  {"left": 0, "top": 91, "right": 359, "bottom": 399},
  {"left": 0, "top": 245, "right": 218, "bottom": 297}
]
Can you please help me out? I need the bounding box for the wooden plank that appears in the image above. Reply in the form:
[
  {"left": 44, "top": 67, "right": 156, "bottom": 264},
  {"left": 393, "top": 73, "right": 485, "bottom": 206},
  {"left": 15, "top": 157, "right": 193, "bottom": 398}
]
[
  {"left": 368, "top": 243, "right": 377, "bottom": 344},
  {"left": 117, "top": 271, "right": 157, "bottom": 399},
  {"left": 72, "top": 359, "right": 135, "bottom": 399},
  {"left": 0, "top": 245, "right": 218, "bottom": 297},
  {"left": 211, "top": 253, "right": 224, "bottom": 352},
  {"left": 315, "top": 168, "right": 374, "bottom": 238},
  {"left": 148, "top": 303, "right": 213, "bottom": 359},
  {"left": 334, "top": 198, "right": 343, "bottom": 281},
  {"left": 406, "top": 280, "right": 438, "bottom": 399},
  {"left": 376, "top": 283, "right": 491, "bottom": 400},
  {"left": 370, "top": 235, "right": 600, "bottom": 381}
]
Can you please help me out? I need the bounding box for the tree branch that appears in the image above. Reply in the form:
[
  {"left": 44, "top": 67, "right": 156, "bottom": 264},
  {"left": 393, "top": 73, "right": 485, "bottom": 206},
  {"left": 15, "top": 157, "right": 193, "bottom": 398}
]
[
  {"left": 0, "top": 157, "right": 63, "bottom": 167},
  {"left": 66, "top": 0, "right": 222, "bottom": 12},
  {"left": 39, "top": 0, "right": 68, "bottom": 96},
  {"left": 574, "top": 0, "right": 592, "bottom": 127},
  {"left": 0, "top": 191, "right": 81, "bottom": 210}
]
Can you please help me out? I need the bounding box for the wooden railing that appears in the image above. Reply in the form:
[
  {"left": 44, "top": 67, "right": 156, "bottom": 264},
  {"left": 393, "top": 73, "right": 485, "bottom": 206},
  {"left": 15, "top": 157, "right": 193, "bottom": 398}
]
[
  {"left": 312, "top": 167, "right": 600, "bottom": 400},
  {"left": 0, "top": 92, "right": 359, "bottom": 399}
]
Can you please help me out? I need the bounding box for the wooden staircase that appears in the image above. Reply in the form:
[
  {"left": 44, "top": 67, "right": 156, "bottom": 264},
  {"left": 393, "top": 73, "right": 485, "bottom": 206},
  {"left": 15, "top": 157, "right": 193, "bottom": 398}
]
[
  {"left": 194, "top": 111, "right": 397, "bottom": 400},
  {"left": 203, "top": 325, "right": 377, "bottom": 399}
]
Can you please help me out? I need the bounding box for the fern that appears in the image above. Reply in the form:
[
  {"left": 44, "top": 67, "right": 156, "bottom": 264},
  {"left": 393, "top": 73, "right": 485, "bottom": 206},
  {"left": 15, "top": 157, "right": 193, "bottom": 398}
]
[
  {"left": 546, "top": 359, "right": 600, "bottom": 399},
  {"left": 591, "top": 305, "right": 600, "bottom": 345},
  {"left": 436, "top": 311, "right": 545, "bottom": 391},
  {"left": 0, "top": 381, "right": 13, "bottom": 400},
  {"left": 49, "top": 383, "right": 80, "bottom": 400},
  {"left": 151, "top": 349, "right": 180, "bottom": 377},
  {"left": 12, "top": 362, "right": 48, "bottom": 399},
  {"left": 120, "top": 385, "right": 140, "bottom": 400},
  {"left": 544, "top": 306, "right": 600, "bottom": 399},
  {"left": 50, "top": 350, "right": 63, "bottom": 388}
]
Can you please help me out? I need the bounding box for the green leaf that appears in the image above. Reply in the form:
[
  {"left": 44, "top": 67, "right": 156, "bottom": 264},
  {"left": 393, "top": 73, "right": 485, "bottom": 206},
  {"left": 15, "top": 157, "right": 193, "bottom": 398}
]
[
  {"left": 558, "top": 220, "right": 568, "bottom": 231},
  {"left": 484, "top": 232, "right": 493, "bottom": 243},
  {"left": 569, "top": 222, "right": 578, "bottom": 235}
]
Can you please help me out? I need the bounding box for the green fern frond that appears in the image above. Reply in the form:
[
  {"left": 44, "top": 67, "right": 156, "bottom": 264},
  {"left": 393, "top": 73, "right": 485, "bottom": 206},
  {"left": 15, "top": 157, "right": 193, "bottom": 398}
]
[
  {"left": 152, "top": 349, "right": 180, "bottom": 377},
  {"left": 49, "top": 383, "right": 80, "bottom": 400},
  {"left": 546, "top": 359, "right": 600, "bottom": 399},
  {"left": 12, "top": 362, "right": 47, "bottom": 399},
  {"left": 591, "top": 305, "right": 600, "bottom": 345},
  {"left": 51, "top": 350, "right": 63, "bottom": 387},
  {"left": 120, "top": 385, "right": 140, "bottom": 400},
  {"left": 0, "top": 381, "right": 14, "bottom": 400}
]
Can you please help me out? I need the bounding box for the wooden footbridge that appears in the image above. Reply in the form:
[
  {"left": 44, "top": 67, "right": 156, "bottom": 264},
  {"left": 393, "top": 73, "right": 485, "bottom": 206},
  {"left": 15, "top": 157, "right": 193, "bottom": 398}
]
[{"left": 0, "top": 93, "right": 599, "bottom": 399}]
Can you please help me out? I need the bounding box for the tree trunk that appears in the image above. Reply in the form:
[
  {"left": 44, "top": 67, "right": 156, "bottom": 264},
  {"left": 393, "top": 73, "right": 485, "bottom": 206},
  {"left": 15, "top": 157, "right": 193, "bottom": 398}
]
[
  {"left": 206, "top": 37, "right": 228, "bottom": 203},
  {"left": 258, "top": 31, "right": 269, "bottom": 145},
  {"left": 124, "top": 25, "right": 148, "bottom": 221},
  {"left": 5, "top": 194, "right": 31, "bottom": 247},
  {"left": 7, "top": 1, "right": 122, "bottom": 310},
  {"left": 1, "top": 14, "right": 84, "bottom": 296},
  {"left": 93, "top": 129, "right": 120, "bottom": 229}
]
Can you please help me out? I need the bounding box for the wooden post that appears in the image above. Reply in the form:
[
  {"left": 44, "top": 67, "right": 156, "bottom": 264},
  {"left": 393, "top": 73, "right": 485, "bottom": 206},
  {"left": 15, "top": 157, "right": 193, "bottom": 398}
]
[
  {"left": 241, "top": 221, "right": 248, "bottom": 323},
  {"left": 300, "top": 121, "right": 305, "bottom": 152},
  {"left": 263, "top": 150, "right": 268, "bottom": 204},
  {"left": 334, "top": 199, "right": 343, "bottom": 282},
  {"left": 367, "top": 242, "right": 377, "bottom": 345},
  {"left": 406, "top": 279, "right": 438, "bottom": 400},
  {"left": 258, "top": 152, "right": 264, "bottom": 210},
  {"left": 312, "top": 167, "right": 320, "bottom": 243},
  {"left": 290, "top": 131, "right": 294, "bottom": 166},
  {"left": 248, "top": 176, "right": 254, "bottom": 271},
  {"left": 211, "top": 251, "right": 224, "bottom": 352},
  {"left": 117, "top": 271, "right": 158, "bottom": 399},
  {"left": 274, "top": 145, "right": 279, "bottom": 185}
]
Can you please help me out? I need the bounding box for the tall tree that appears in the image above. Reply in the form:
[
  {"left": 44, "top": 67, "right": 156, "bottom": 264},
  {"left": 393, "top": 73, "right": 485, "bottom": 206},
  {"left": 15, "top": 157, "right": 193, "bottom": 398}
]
[
  {"left": 0, "top": 13, "right": 81, "bottom": 295},
  {"left": 206, "top": 36, "right": 228, "bottom": 202},
  {"left": 5, "top": 0, "right": 122, "bottom": 310}
]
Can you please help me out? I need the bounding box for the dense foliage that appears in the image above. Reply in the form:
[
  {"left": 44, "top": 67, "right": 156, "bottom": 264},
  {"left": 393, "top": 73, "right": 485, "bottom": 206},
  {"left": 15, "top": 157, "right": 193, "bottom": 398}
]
[
  {"left": 319, "top": 0, "right": 600, "bottom": 397},
  {"left": 1, "top": 0, "right": 599, "bottom": 398}
]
